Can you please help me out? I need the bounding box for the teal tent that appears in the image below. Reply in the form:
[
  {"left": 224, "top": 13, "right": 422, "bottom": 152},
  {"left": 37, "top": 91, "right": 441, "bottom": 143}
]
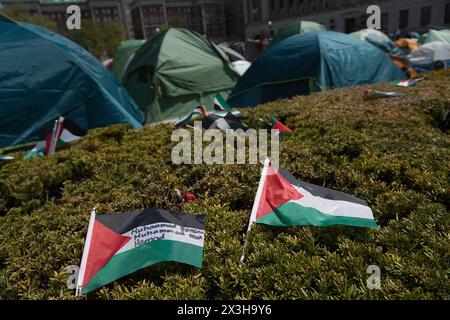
[
  {"left": 269, "top": 21, "right": 326, "bottom": 48},
  {"left": 228, "top": 31, "right": 406, "bottom": 108},
  {"left": 0, "top": 15, "right": 144, "bottom": 148},
  {"left": 123, "top": 28, "right": 240, "bottom": 123},
  {"left": 350, "top": 28, "right": 405, "bottom": 57},
  {"left": 418, "top": 29, "right": 450, "bottom": 45},
  {"left": 111, "top": 40, "right": 146, "bottom": 82}
]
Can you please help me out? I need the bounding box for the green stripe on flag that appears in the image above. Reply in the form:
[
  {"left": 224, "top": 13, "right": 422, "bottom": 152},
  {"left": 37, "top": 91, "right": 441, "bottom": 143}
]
[
  {"left": 256, "top": 202, "right": 379, "bottom": 228},
  {"left": 82, "top": 240, "right": 203, "bottom": 294}
]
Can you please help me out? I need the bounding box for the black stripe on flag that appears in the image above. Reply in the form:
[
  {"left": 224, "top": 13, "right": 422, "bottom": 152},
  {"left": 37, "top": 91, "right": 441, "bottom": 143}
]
[
  {"left": 278, "top": 166, "right": 368, "bottom": 206},
  {"left": 95, "top": 208, "right": 205, "bottom": 234}
]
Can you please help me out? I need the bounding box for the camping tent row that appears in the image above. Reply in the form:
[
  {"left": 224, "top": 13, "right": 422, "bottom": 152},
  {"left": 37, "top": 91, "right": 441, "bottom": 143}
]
[
  {"left": 0, "top": 19, "right": 242, "bottom": 148},
  {"left": 118, "top": 22, "right": 410, "bottom": 116},
  {"left": 228, "top": 31, "right": 407, "bottom": 108},
  {"left": 2, "top": 13, "right": 445, "bottom": 150}
]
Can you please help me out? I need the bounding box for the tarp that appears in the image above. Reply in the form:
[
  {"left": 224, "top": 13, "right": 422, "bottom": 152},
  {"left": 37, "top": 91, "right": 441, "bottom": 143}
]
[
  {"left": 350, "top": 28, "right": 405, "bottom": 57},
  {"left": 0, "top": 15, "right": 144, "bottom": 148},
  {"left": 407, "top": 42, "right": 450, "bottom": 71},
  {"left": 228, "top": 31, "right": 407, "bottom": 108},
  {"left": 269, "top": 21, "right": 326, "bottom": 48},
  {"left": 111, "top": 40, "right": 146, "bottom": 82},
  {"left": 123, "top": 28, "right": 240, "bottom": 123},
  {"left": 419, "top": 29, "right": 450, "bottom": 45}
]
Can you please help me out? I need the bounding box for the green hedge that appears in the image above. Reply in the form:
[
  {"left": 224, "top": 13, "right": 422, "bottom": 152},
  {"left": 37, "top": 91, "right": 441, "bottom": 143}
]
[{"left": 0, "top": 70, "right": 449, "bottom": 299}]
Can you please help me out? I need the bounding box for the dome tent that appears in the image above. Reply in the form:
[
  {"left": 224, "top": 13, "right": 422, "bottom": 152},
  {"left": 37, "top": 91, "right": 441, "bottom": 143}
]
[
  {"left": 419, "top": 29, "right": 450, "bottom": 45},
  {"left": 123, "top": 28, "right": 240, "bottom": 123},
  {"left": 228, "top": 31, "right": 407, "bottom": 108},
  {"left": 407, "top": 42, "right": 450, "bottom": 71},
  {"left": 0, "top": 15, "right": 144, "bottom": 148},
  {"left": 268, "top": 21, "right": 326, "bottom": 48},
  {"left": 111, "top": 39, "right": 146, "bottom": 82}
]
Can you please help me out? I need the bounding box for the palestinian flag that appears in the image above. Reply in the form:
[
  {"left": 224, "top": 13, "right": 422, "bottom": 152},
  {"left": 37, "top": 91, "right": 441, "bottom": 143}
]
[
  {"left": 271, "top": 118, "right": 292, "bottom": 133},
  {"left": 0, "top": 155, "right": 14, "bottom": 161},
  {"left": 363, "top": 89, "right": 405, "bottom": 100},
  {"left": 391, "top": 79, "right": 417, "bottom": 87},
  {"left": 23, "top": 117, "right": 83, "bottom": 159},
  {"left": 249, "top": 160, "right": 378, "bottom": 228},
  {"left": 175, "top": 106, "right": 207, "bottom": 128},
  {"left": 202, "top": 112, "right": 248, "bottom": 131},
  {"left": 76, "top": 208, "right": 205, "bottom": 295},
  {"left": 214, "top": 93, "right": 232, "bottom": 111}
]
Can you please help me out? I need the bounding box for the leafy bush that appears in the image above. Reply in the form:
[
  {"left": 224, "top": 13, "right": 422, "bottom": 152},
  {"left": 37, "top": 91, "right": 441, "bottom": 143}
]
[{"left": 0, "top": 70, "right": 449, "bottom": 300}]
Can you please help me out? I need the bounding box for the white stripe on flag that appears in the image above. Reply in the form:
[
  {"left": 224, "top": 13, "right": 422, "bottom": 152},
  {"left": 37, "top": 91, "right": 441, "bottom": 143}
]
[{"left": 291, "top": 186, "right": 374, "bottom": 220}]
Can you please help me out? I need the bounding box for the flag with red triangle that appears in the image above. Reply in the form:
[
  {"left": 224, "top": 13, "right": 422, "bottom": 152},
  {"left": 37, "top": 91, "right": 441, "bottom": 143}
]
[
  {"left": 23, "top": 117, "right": 83, "bottom": 159},
  {"left": 271, "top": 117, "right": 292, "bottom": 133},
  {"left": 175, "top": 106, "right": 207, "bottom": 128},
  {"left": 248, "top": 159, "right": 378, "bottom": 229},
  {"left": 76, "top": 208, "right": 205, "bottom": 295}
]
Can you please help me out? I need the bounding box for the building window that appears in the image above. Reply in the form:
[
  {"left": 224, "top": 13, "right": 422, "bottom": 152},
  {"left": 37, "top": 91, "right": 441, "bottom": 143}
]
[
  {"left": 399, "top": 9, "right": 409, "bottom": 29},
  {"left": 444, "top": 3, "right": 450, "bottom": 24},
  {"left": 381, "top": 12, "right": 389, "bottom": 33},
  {"left": 345, "top": 17, "right": 356, "bottom": 33},
  {"left": 420, "top": 6, "right": 432, "bottom": 26}
]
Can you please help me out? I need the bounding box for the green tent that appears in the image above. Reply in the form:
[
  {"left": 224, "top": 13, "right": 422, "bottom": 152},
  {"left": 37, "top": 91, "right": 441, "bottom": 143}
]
[
  {"left": 419, "top": 29, "right": 450, "bottom": 45},
  {"left": 123, "top": 28, "right": 240, "bottom": 123},
  {"left": 350, "top": 28, "right": 405, "bottom": 57},
  {"left": 111, "top": 40, "right": 146, "bottom": 82},
  {"left": 269, "top": 21, "right": 326, "bottom": 48}
]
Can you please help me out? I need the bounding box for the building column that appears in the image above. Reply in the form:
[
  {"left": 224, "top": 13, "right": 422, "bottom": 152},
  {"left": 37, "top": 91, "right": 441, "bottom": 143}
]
[
  {"left": 139, "top": 5, "right": 146, "bottom": 38},
  {"left": 163, "top": 0, "right": 168, "bottom": 26}
]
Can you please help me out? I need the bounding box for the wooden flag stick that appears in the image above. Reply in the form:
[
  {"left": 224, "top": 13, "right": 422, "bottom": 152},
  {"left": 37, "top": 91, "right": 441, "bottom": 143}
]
[
  {"left": 76, "top": 207, "right": 96, "bottom": 297},
  {"left": 239, "top": 158, "right": 270, "bottom": 264}
]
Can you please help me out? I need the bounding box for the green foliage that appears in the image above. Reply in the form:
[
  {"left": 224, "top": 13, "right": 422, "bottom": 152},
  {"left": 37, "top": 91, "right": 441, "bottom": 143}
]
[
  {"left": 2, "top": 4, "right": 58, "bottom": 32},
  {"left": 0, "top": 70, "right": 449, "bottom": 300},
  {"left": 63, "top": 20, "right": 125, "bottom": 59},
  {"left": 2, "top": 4, "right": 124, "bottom": 59}
]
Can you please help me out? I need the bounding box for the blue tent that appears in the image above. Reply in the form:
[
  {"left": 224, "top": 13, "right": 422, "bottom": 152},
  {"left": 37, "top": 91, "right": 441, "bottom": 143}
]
[
  {"left": 0, "top": 15, "right": 144, "bottom": 148},
  {"left": 228, "top": 31, "right": 407, "bottom": 108}
]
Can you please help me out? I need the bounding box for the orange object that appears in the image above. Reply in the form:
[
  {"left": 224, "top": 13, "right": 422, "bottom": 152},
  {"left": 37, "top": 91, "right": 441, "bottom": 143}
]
[{"left": 395, "top": 38, "right": 420, "bottom": 53}]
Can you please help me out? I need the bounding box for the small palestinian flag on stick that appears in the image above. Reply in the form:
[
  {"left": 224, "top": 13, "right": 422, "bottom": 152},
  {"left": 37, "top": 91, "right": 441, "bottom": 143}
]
[
  {"left": 251, "top": 159, "right": 378, "bottom": 228},
  {"left": 241, "top": 159, "right": 378, "bottom": 261},
  {"left": 175, "top": 106, "right": 207, "bottom": 128},
  {"left": 363, "top": 89, "right": 405, "bottom": 100},
  {"left": 23, "top": 117, "right": 83, "bottom": 159},
  {"left": 391, "top": 78, "right": 424, "bottom": 87},
  {"left": 271, "top": 117, "right": 292, "bottom": 133},
  {"left": 202, "top": 112, "right": 248, "bottom": 130},
  {"left": 76, "top": 208, "right": 205, "bottom": 295},
  {"left": 269, "top": 118, "right": 293, "bottom": 141},
  {"left": 214, "top": 93, "right": 232, "bottom": 111}
]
